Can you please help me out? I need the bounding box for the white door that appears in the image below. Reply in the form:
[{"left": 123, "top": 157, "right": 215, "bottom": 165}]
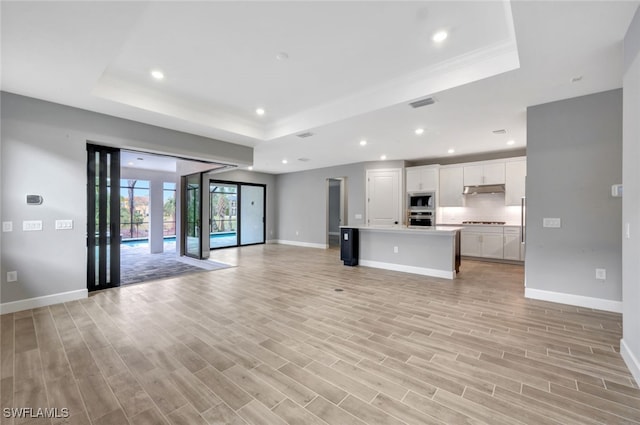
[
  {"left": 366, "top": 169, "right": 402, "bottom": 226},
  {"left": 240, "top": 184, "right": 265, "bottom": 245}
]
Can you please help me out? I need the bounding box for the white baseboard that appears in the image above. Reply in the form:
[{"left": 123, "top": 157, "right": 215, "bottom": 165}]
[
  {"left": 0, "top": 289, "right": 88, "bottom": 314},
  {"left": 359, "top": 259, "right": 454, "bottom": 280},
  {"left": 524, "top": 288, "right": 622, "bottom": 313},
  {"left": 274, "top": 240, "right": 328, "bottom": 249},
  {"left": 621, "top": 339, "right": 640, "bottom": 386}
]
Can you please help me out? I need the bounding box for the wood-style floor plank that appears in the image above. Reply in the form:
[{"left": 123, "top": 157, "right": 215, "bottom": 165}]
[{"left": 0, "top": 245, "right": 637, "bottom": 425}]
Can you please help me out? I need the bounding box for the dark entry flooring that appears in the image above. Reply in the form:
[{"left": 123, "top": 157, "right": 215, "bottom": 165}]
[{"left": 120, "top": 240, "right": 231, "bottom": 285}]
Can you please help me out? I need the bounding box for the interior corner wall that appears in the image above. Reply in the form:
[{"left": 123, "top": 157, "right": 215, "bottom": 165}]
[
  {"left": 0, "top": 92, "right": 253, "bottom": 311},
  {"left": 275, "top": 160, "right": 404, "bottom": 247},
  {"left": 207, "top": 169, "right": 278, "bottom": 242},
  {"left": 622, "top": 5, "right": 640, "bottom": 386},
  {"left": 525, "top": 89, "right": 623, "bottom": 312}
]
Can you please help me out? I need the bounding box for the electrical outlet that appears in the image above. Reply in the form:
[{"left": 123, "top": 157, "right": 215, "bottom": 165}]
[
  {"left": 55, "top": 219, "right": 73, "bottom": 230},
  {"left": 7, "top": 271, "right": 17, "bottom": 282},
  {"left": 2, "top": 221, "right": 12, "bottom": 232},
  {"left": 543, "top": 218, "right": 561, "bottom": 228},
  {"left": 595, "top": 268, "right": 606, "bottom": 280},
  {"left": 23, "top": 220, "right": 43, "bottom": 231},
  {"left": 393, "top": 246, "right": 399, "bottom": 253}
]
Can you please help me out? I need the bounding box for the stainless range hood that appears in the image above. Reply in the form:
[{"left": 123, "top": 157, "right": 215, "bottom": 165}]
[{"left": 463, "top": 184, "right": 506, "bottom": 195}]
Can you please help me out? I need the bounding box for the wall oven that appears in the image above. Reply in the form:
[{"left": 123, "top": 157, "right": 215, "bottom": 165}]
[
  {"left": 408, "top": 210, "right": 434, "bottom": 227},
  {"left": 407, "top": 192, "right": 435, "bottom": 227}
]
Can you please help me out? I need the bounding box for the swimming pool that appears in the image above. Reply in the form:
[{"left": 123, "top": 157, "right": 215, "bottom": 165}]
[{"left": 121, "top": 233, "right": 237, "bottom": 248}]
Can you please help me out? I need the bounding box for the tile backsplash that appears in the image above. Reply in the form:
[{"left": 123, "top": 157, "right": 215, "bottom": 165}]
[{"left": 440, "top": 193, "right": 522, "bottom": 225}]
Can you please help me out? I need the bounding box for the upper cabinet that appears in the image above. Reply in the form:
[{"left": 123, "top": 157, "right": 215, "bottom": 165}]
[
  {"left": 505, "top": 159, "right": 526, "bottom": 206},
  {"left": 406, "top": 165, "right": 439, "bottom": 192},
  {"left": 439, "top": 166, "right": 464, "bottom": 207},
  {"left": 463, "top": 162, "right": 505, "bottom": 186}
]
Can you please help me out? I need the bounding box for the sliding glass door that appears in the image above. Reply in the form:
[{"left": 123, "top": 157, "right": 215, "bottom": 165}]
[
  {"left": 209, "top": 182, "right": 239, "bottom": 249},
  {"left": 87, "top": 144, "right": 120, "bottom": 291},
  {"left": 208, "top": 180, "right": 266, "bottom": 249},
  {"left": 183, "top": 173, "right": 203, "bottom": 259}
]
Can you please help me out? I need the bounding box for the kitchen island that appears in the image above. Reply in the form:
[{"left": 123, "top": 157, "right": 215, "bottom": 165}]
[{"left": 340, "top": 225, "right": 462, "bottom": 279}]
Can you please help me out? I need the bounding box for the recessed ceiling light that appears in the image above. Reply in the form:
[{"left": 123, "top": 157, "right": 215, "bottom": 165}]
[
  {"left": 151, "top": 70, "right": 164, "bottom": 80},
  {"left": 432, "top": 30, "right": 448, "bottom": 43},
  {"left": 380, "top": 155, "right": 387, "bottom": 160},
  {"left": 415, "top": 128, "right": 424, "bottom": 135},
  {"left": 127, "top": 162, "right": 134, "bottom": 166},
  {"left": 256, "top": 108, "right": 265, "bottom": 116},
  {"left": 360, "top": 140, "right": 367, "bottom": 146},
  {"left": 447, "top": 148, "right": 455, "bottom": 154},
  {"left": 248, "top": 166, "right": 253, "bottom": 171},
  {"left": 507, "top": 140, "right": 515, "bottom": 146},
  {"left": 276, "top": 52, "right": 289, "bottom": 60},
  {"left": 570, "top": 75, "right": 583, "bottom": 83},
  {"left": 281, "top": 159, "right": 288, "bottom": 164}
]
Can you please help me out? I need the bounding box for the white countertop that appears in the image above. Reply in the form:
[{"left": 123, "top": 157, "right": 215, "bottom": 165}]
[{"left": 341, "top": 225, "right": 462, "bottom": 234}]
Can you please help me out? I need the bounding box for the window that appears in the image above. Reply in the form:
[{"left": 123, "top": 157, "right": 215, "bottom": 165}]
[
  {"left": 120, "top": 180, "right": 150, "bottom": 240},
  {"left": 163, "top": 182, "right": 176, "bottom": 237}
]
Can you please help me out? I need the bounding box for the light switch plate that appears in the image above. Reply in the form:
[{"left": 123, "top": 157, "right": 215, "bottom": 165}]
[
  {"left": 55, "top": 219, "right": 73, "bottom": 230},
  {"left": 355, "top": 214, "right": 363, "bottom": 219},
  {"left": 23, "top": 220, "right": 43, "bottom": 231},
  {"left": 543, "top": 218, "right": 561, "bottom": 228},
  {"left": 2, "top": 221, "right": 12, "bottom": 232}
]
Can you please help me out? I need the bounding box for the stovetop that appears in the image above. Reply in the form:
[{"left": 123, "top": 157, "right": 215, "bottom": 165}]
[{"left": 462, "top": 221, "right": 506, "bottom": 225}]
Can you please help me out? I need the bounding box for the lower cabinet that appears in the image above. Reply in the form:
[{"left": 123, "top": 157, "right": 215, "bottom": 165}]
[
  {"left": 503, "top": 227, "right": 522, "bottom": 261},
  {"left": 461, "top": 226, "right": 522, "bottom": 261}
]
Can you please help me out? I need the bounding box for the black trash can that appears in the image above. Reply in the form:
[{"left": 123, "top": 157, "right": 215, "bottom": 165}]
[{"left": 340, "top": 228, "right": 359, "bottom": 266}]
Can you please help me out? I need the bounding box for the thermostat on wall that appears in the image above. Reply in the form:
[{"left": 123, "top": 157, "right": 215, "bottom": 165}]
[
  {"left": 26, "top": 194, "right": 43, "bottom": 205},
  {"left": 611, "top": 184, "right": 623, "bottom": 197}
]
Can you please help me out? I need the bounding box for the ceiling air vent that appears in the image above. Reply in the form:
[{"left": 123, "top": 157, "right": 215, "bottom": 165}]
[
  {"left": 492, "top": 129, "right": 507, "bottom": 135},
  {"left": 297, "top": 132, "right": 314, "bottom": 138},
  {"left": 409, "top": 97, "right": 436, "bottom": 108},
  {"left": 297, "top": 158, "right": 310, "bottom": 162}
]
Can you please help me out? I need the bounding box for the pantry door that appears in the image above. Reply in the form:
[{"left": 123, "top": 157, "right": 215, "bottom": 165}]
[{"left": 366, "top": 169, "right": 403, "bottom": 226}]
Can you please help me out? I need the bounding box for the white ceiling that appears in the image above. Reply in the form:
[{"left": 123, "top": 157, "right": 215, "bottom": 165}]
[{"left": 2, "top": 1, "right": 638, "bottom": 174}]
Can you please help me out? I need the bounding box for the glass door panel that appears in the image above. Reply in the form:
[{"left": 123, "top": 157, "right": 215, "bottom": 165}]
[
  {"left": 209, "top": 182, "right": 239, "bottom": 249},
  {"left": 240, "top": 184, "right": 265, "bottom": 245},
  {"left": 184, "top": 173, "right": 202, "bottom": 258},
  {"left": 87, "top": 144, "right": 120, "bottom": 291}
]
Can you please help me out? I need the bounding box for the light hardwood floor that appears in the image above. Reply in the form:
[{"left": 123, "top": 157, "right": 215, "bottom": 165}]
[{"left": 1, "top": 244, "right": 639, "bottom": 425}]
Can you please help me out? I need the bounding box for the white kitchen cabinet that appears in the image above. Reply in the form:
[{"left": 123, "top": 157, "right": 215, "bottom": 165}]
[
  {"left": 461, "top": 226, "right": 504, "bottom": 259},
  {"left": 461, "top": 232, "right": 483, "bottom": 257},
  {"left": 483, "top": 234, "right": 504, "bottom": 258},
  {"left": 503, "top": 227, "right": 522, "bottom": 260},
  {"left": 463, "top": 162, "right": 505, "bottom": 186},
  {"left": 406, "top": 165, "right": 438, "bottom": 192},
  {"left": 439, "top": 166, "right": 464, "bottom": 207},
  {"left": 505, "top": 159, "right": 526, "bottom": 206}
]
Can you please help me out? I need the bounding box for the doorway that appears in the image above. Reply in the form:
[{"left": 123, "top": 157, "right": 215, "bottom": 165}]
[{"left": 327, "top": 178, "right": 346, "bottom": 248}]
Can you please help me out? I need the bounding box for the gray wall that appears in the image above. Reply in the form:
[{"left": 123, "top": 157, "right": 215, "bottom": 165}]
[
  {"left": 622, "top": 6, "right": 640, "bottom": 383},
  {"left": 526, "top": 89, "right": 622, "bottom": 302},
  {"left": 275, "top": 160, "right": 404, "bottom": 246},
  {"left": 0, "top": 92, "right": 253, "bottom": 305},
  {"left": 207, "top": 169, "right": 278, "bottom": 242}
]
